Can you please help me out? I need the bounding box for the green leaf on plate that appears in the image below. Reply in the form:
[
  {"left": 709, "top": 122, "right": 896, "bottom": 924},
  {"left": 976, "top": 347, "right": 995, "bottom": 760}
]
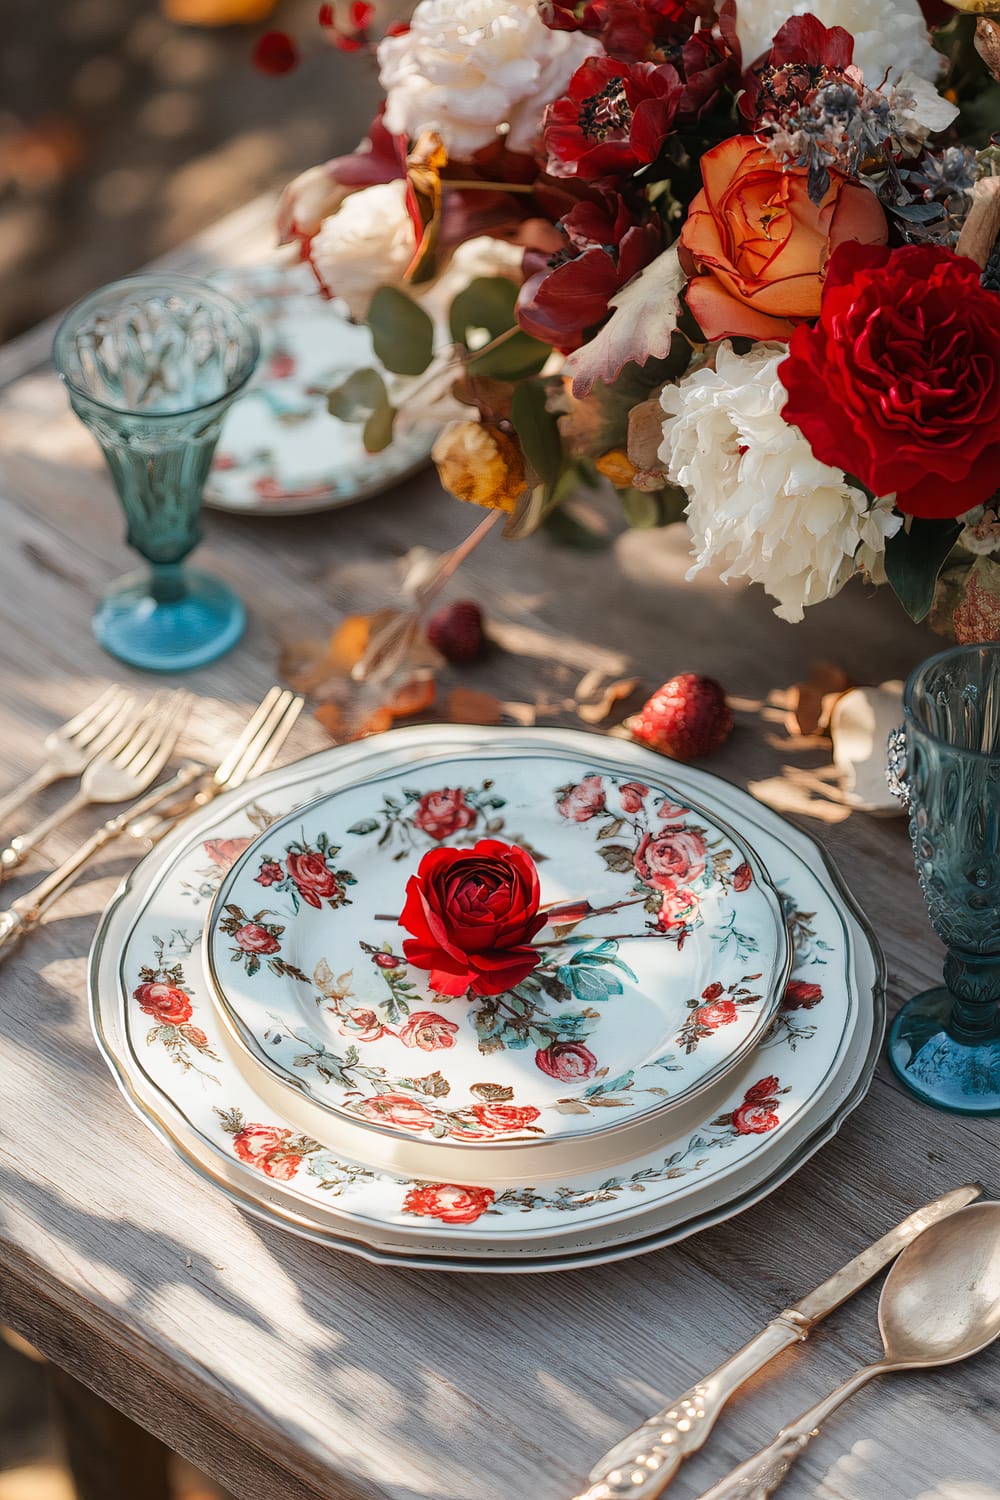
[
  {"left": 367, "top": 286, "right": 435, "bottom": 376},
  {"left": 884, "top": 516, "right": 961, "bottom": 622},
  {"left": 363, "top": 403, "right": 397, "bottom": 453}
]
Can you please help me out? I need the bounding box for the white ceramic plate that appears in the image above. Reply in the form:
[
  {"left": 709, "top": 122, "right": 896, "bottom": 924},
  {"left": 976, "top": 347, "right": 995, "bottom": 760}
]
[
  {"left": 90, "top": 728, "right": 884, "bottom": 1270},
  {"left": 203, "top": 753, "right": 789, "bottom": 1178},
  {"left": 204, "top": 264, "right": 437, "bottom": 515}
]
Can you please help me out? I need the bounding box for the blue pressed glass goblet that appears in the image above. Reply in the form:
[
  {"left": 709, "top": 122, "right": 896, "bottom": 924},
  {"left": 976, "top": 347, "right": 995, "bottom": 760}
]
[
  {"left": 53, "top": 274, "right": 259, "bottom": 671},
  {"left": 886, "top": 642, "right": 1000, "bottom": 1114}
]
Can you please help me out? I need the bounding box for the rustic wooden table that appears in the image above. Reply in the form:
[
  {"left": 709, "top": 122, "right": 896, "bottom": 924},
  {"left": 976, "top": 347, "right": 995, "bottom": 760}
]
[{"left": 0, "top": 201, "right": 997, "bottom": 1500}]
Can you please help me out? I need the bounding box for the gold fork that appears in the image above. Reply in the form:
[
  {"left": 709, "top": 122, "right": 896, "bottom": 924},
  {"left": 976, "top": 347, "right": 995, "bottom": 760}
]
[
  {"left": 0, "top": 685, "right": 136, "bottom": 829},
  {"left": 0, "top": 693, "right": 191, "bottom": 878},
  {"left": 0, "top": 688, "right": 303, "bottom": 959}
]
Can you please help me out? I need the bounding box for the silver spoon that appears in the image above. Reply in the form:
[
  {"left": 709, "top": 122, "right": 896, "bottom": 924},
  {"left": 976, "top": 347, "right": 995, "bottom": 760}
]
[{"left": 695, "top": 1201, "right": 1000, "bottom": 1500}]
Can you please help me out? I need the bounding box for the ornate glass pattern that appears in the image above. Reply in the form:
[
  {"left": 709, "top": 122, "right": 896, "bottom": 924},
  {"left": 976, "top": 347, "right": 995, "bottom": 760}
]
[
  {"left": 53, "top": 275, "right": 259, "bottom": 671},
  {"left": 887, "top": 643, "right": 1000, "bottom": 1114}
]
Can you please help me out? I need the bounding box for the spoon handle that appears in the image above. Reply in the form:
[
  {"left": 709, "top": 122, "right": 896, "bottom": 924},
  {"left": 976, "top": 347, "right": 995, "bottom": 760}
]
[{"left": 692, "top": 1362, "right": 889, "bottom": 1500}]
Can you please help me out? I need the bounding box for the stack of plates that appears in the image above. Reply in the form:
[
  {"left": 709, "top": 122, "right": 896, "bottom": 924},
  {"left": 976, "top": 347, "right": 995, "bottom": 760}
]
[{"left": 90, "top": 726, "right": 885, "bottom": 1272}]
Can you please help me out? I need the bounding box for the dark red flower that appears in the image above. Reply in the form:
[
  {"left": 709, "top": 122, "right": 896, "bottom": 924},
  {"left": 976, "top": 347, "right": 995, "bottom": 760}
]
[
  {"left": 255, "top": 860, "right": 284, "bottom": 887},
  {"left": 779, "top": 243, "right": 1000, "bottom": 519},
  {"left": 517, "top": 187, "right": 662, "bottom": 352},
  {"left": 781, "top": 980, "right": 823, "bottom": 1012},
  {"left": 399, "top": 839, "right": 546, "bottom": 997},
  {"left": 403, "top": 1183, "right": 495, "bottom": 1224},
  {"left": 467, "top": 1103, "right": 542, "bottom": 1134},
  {"left": 535, "top": 1040, "right": 598, "bottom": 1081},
  {"left": 692, "top": 999, "right": 738, "bottom": 1028},
  {"left": 540, "top": 0, "right": 711, "bottom": 63},
  {"left": 732, "top": 1100, "right": 779, "bottom": 1134},
  {"left": 739, "top": 14, "right": 855, "bottom": 123},
  {"left": 373, "top": 950, "right": 403, "bottom": 969},
  {"left": 744, "top": 1074, "right": 780, "bottom": 1104},
  {"left": 286, "top": 850, "right": 342, "bottom": 909},
  {"left": 543, "top": 56, "right": 681, "bottom": 180},
  {"left": 702, "top": 981, "right": 724, "bottom": 1001},
  {"left": 252, "top": 31, "right": 299, "bottom": 76},
  {"left": 732, "top": 861, "right": 753, "bottom": 892}
]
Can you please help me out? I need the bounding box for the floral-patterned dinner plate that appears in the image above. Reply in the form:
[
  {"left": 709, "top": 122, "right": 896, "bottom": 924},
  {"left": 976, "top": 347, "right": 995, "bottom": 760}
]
[
  {"left": 203, "top": 264, "right": 438, "bottom": 516},
  {"left": 203, "top": 754, "right": 790, "bottom": 1175},
  {"left": 89, "top": 727, "right": 883, "bottom": 1270}
]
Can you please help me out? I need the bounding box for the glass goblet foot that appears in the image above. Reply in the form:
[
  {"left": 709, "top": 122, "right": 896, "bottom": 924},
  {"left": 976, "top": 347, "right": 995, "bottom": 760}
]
[
  {"left": 93, "top": 565, "right": 246, "bottom": 672},
  {"left": 887, "top": 985, "right": 1000, "bottom": 1116}
]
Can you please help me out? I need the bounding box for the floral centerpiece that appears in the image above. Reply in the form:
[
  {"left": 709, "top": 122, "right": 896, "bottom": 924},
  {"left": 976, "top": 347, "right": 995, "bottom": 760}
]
[{"left": 273, "top": 0, "right": 1000, "bottom": 636}]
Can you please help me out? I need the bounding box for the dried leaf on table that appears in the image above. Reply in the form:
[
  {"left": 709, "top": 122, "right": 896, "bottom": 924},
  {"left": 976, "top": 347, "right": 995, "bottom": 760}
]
[
  {"left": 446, "top": 688, "right": 502, "bottom": 725},
  {"left": 789, "top": 661, "right": 852, "bottom": 737},
  {"left": 576, "top": 676, "right": 640, "bottom": 724},
  {"left": 353, "top": 609, "right": 439, "bottom": 683},
  {"left": 313, "top": 701, "right": 345, "bottom": 738}
]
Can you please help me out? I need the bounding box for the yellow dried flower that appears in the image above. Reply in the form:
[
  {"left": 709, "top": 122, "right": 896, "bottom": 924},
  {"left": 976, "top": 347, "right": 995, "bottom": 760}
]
[
  {"left": 432, "top": 421, "right": 526, "bottom": 512},
  {"left": 595, "top": 449, "right": 637, "bottom": 488}
]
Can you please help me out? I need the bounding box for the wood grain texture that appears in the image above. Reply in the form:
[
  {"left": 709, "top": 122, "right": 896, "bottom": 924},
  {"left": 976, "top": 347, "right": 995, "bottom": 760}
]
[{"left": 0, "top": 201, "right": 997, "bottom": 1500}]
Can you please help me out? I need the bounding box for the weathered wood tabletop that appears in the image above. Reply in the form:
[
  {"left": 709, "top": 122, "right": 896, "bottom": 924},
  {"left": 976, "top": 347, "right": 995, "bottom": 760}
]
[{"left": 0, "top": 200, "right": 997, "bottom": 1500}]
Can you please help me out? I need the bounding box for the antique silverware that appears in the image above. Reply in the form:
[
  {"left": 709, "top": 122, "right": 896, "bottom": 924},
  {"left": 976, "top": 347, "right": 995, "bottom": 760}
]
[
  {"left": 573, "top": 1184, "right": 982, "bottom": 1500},
  {"left": 694, "top": 1199, "right": 1000, "bottom": 1500},
  {"left": 0, "top": 685, "right": 136, "bottom": 830},
  {"left": 0, "top": 687, "right": 303, "bottom": 958},
  {"left": 0, "top": 692, "right": 191, "bottom": 877}
]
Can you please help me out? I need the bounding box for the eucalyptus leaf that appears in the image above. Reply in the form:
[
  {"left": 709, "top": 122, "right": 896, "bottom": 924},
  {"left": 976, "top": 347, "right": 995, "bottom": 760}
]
[
  {"left": 467, "top": 331, "right": 551, "bottom": 381},
  {"left": 449, "top": 276, "right": 518, "bottom": 346},
  {"left": 363, "top": 403, "right": 397, "bottom": 453},
  {"left": 511, "top": 381, "right": 562, "bottom": 487},
  {"left": 367, "top": 286, "right": 435, "bottom": 376},
  {"left": 326, "top": 367, "right": 388, "bottom": 422},
  {"left": 884, "top": 517, "right": 961, "bottom": 622}
]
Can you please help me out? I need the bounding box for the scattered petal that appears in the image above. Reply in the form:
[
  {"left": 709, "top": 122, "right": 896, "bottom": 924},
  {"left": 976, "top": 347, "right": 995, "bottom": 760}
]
[
  {"left": 446, "top": 688, "right": 502, "bottom": 725},
  {"left": 563, "top": 246, "right": 685, "bottom": 398}
]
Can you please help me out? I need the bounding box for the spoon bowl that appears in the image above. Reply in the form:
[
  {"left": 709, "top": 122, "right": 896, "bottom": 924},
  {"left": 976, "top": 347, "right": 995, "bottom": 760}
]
[{"left": 878, "top": 1200, "right": 1000, "bottom": 1368}]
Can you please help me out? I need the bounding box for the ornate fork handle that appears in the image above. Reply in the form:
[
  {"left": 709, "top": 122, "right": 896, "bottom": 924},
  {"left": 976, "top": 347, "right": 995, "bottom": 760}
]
[
  {"left": 572, "top": 1316, "right": 809, "bottom": 1500},
  {"left": 692, "top": 1362, "right": 890, "bottom": 1500}
]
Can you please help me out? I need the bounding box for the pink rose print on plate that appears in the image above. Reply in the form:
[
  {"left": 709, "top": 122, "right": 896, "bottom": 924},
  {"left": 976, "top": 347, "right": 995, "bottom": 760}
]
[
  {"left": 780, "top": 980, "right": 823, "bottom": 1012},
  {"left": 466, "top": 1102, "right": 541, "bottom": 1134},
  {"left": 653, "top": 883, "right": 700, "bottom": 933},
  {"left": 397, "top": 1011, "right": 460, "bottom": 1051},
  {"left": 618, "top": 781, "right": 648, "bottom": 813},
  {"left": 286, "top": 850, "right": 344, "bottom": 909},
  {"left": 235, "top": 923, "right": 281, "bottom": 955},
  {"left": 203, "top": 837, "right": 253, "bottom": 871},
  {"left": 634, "top": 827, "right": 707, "bottom": 890},
  {"left": 691, "top": 999, "right": 738, "bottom": 1029},
  {"left": 557, "top": 775, "right": 606, "bottom": 822},
  {"left": 403, "top": 1183, "right": 495, "bottom": 1224},
  {"left": 412, "top": 788, "right": 476, "bottom": 841},
  {"left": 133, "top": 980, "right": 193, "bottom": 1026},
  {"left": 232, "top": 1124, "right": 304, "bottom": 1181},
  {"left": 535, "top": 1040, "right": 597, "bottom": 1082},
  {"left": 338, "top": 1007, "right": 391, "bottom": 1043},
  {"left": 356, "top": 1093, "right": 440, "bottom": 1134},
  {"left": 255, "top": 860, "right": 284, "bottom": 887}
]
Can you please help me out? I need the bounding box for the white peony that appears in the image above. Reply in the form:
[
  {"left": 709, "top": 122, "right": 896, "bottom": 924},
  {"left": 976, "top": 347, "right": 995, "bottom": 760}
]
[
  {"left": 310, "top": 179, "right": 415, "bottom": 320},
  {"left": 377, "top": 0, "right": 600, "bottom": 159},
  {"left": 733, "top": 0, "right": 942, "bottom": 85},
  {"left": 658, "top": 342, "right": 901, "bottom": 623}
]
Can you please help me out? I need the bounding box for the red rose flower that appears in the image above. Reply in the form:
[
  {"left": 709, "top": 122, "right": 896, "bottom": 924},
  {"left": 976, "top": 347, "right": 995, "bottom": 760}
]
[
  {"left": 702, "top": 981, "right": 724, "bottom": 1001},
  {"left": 403, "top": 1183, "right": 496, "bottom": 1224},
  {"left": 286, "top": 850, "right": 341, "bottom": 909},
  {"left": 535, "top": 1040, "right": 597, "bottom": 1082},
  {"left": 779, "top": 243, "right": 1000, "bottom": 519},
  {"left": 543, "top": 55, "right": 681, "bottom": 180},
  {"left": 468, "top": 1102, "right": 542, "bottom": 1134},
  {"left": 412, "top": 788, "right": 477, "bottom": 841},
  {"left": 203, "top": 837, "right": 252, "bottom": 871},
  {"left": 732, "top": 862, "right": 753, "bottom": 893},
  {"left": 400, "top": 839, "right": 546, "bottom": 998},
  {"left": 654, "top": 883, "right": 700, "bottom": 933},
  {"left": 780, "top": 980, "right": 823, "bottom": 1012},
  {"left": 133, "top": 981, "right": 193, "bottom": 1027},
  {"left": 618, "top": 780, "right": 648, "bottom": 813},
  {"left": 744, "top": 1074, "right": 780, "bottom": 1103},
  {"left": 634, "top": 827, "right": 707, "bottom": 889},
  {"left": 255, "top": 859, "right": 284, "bottom": 887},
  {"left": 234, "top": 923, "right": 280, "bottom": 955},
  {"left": 693, "top": 999, "right": 738, "bottom": 1029},
  {"left": 338, "top": 1007, "right": 389, "bottom": 1043},
  {"left": 398, "top": 1011, "right": 461, "bottom": 1051},
  {"left": 517, "top": 188, "right": 663, "bottom": 352},
  {"left": 232, "top": 1124, "right": 302, "bottom": 1180},
  {"left": 356, "top": 1093, "right": 439, "bottom": 1133},
  {"left": 732, "top": 1101, "right": 780, "bottom": 1134},
  {"left": 557, "top": 774, "right": 607, "bottom": 821}
]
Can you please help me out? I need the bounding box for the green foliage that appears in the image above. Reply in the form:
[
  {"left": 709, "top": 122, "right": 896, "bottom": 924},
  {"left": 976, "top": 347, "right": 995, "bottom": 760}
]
[
  {"left": 884, "top": 517, "right": 962, "bottom": 622},
  {"left": 511, "top": 382, "right": 562, "bottom": 488},
  {"left": 367, "top": 286, "right": 435, "bottom": 376},
  {"left": 449, "top": 276, "right": 551, "bottom": 380}
]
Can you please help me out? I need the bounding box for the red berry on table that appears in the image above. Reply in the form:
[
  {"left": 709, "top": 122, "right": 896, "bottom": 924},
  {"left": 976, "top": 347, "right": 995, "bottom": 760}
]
[
  {"left": 426, "top": 600, "right": 484, "bottom": 664},
  {"left": 627, "top": 674, "right": 732, "bottom": 762}
]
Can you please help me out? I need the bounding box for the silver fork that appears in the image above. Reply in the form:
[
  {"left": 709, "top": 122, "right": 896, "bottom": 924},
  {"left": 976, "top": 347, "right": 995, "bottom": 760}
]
[
  {"left": 0, "top": 686, "right": 136, "bottom": 830},
  {"left": 0, "top": 693, "right": 192, "bottom": 878},
  {"left": 0, "top": 688, "right": 303, "bottom": 958}
]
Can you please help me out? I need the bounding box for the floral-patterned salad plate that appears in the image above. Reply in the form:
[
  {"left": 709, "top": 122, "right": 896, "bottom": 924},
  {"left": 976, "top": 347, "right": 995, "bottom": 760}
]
[
  {"left": 203, "top": 264, "right": 438, "bottom": 516},
  {"left": 89, "top": 727, "right": 884, "bottom": 1272},
  {"left": 203, "top": 755, "right": 790, "bottom": 1183}
]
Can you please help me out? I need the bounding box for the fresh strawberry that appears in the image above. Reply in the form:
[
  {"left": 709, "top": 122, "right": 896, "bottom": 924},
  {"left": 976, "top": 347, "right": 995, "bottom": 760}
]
[
  {"left": 627, "top": 674, "right": 732, "bottom": 762},
  {"left": 426, "top": 600, "right": 484, "bottom": 664}
]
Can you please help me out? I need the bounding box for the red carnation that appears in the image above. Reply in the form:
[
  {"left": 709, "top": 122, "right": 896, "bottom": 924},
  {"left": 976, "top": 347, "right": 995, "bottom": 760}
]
[
  {"left": 779, "top": 243, "right": 1000, "bottom": 520},
  {"left": 543, "top": 56, "right": 681, "bottom": 180},
  {"left": 399, "top": 839, "right": 546, "bottom": 998}
]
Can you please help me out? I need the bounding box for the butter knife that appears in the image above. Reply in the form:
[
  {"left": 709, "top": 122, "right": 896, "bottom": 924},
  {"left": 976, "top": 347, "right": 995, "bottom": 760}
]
[{"left": 572, "top": 1184, "right": 982, "bottom": 1500}]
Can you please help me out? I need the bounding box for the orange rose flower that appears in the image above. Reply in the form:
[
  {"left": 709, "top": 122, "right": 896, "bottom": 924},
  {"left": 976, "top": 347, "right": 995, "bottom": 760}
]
[{"left": 680, "top": 136, "right": 887, "bottom": 341}]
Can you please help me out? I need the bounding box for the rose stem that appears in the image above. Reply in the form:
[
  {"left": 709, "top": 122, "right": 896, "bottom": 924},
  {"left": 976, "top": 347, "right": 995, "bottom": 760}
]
[{"left": 371, "top": 895, "right": 646, "bottom": 923}]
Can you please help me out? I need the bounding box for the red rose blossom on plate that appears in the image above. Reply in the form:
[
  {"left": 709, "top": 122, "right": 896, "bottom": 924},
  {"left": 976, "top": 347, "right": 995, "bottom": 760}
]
[
  {"left": 399, "top": 838, "right": 546, "bottom": 998},
  {"left": 535, "top": 1040, "right": 597, "bottom": 1082},
  {"left": 255, "top": 859, "right": 284, "bottom": 887},
  {"left": 412, "top": 787, "right": 477, "bottom": 841},
  {"left": 286, "top": 850, "right": 341, "bottom": 909},
  {"left": 232, "top": 1124, "right": 302, "bottom": 1180},
  {"left": 234, "top": 923, "right": 281, "bottom": 956},
  {"left": 634, "top": 827, "right": 707, "bottom": 889},
  {"left": 557, "top": 774, "right": 607, "bottom": 821},
  {"left": 403, "top": 1183, "right": 496, "bottom": 1224},
  {"left": 693, "top": 999, "right": 738, "bottom": 1029},
  {"left": 133, "top": 981, "right": 192, "bottom": 1027},
  {"left": 468, "top": 1102, "right": 541, "bottom": 1134},
  {"left": 397, "top": 1011, "right": 461, "bottom": 1051},
  {"left": 338, "top": 1007, "right": 389, "bottom": 1043},
  {"left": 618, "top": 780, "right": 648, "bottom": 813},
  {"left": 744, "top": 1074, "right": 780, "bottom": 1103},
  {"left": 779, "top": 243, "right": 1000, "bottom": 519},
  {"left": 203, "top": 837, "right": 252, "bottom": 871},
  {"left": 654, "top": 883, "right": 700, "bottom": 933},
  {"left": 732, "top": 861, "right": 753, "bottom": 892},
  {"left": 780, "top": 980, "right": 824, "bottom": 1012},
  {"left": 701, "top": 981, "right": 724, "bottom": 1001},
  {"left": 356, "top": 1093, "right": 439, "bottom": 1133},
  {"left": 731, "top": 1100, "right": 780, "bottom": 1134}
]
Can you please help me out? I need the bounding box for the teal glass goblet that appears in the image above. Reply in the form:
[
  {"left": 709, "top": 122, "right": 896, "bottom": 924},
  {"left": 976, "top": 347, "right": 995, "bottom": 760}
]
[
  {"left": 53, "top": 274, "right": 259, "bottom": 671},
  {"left": 886, "top": 642, "right": 1000, "bottom": 1114}
]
